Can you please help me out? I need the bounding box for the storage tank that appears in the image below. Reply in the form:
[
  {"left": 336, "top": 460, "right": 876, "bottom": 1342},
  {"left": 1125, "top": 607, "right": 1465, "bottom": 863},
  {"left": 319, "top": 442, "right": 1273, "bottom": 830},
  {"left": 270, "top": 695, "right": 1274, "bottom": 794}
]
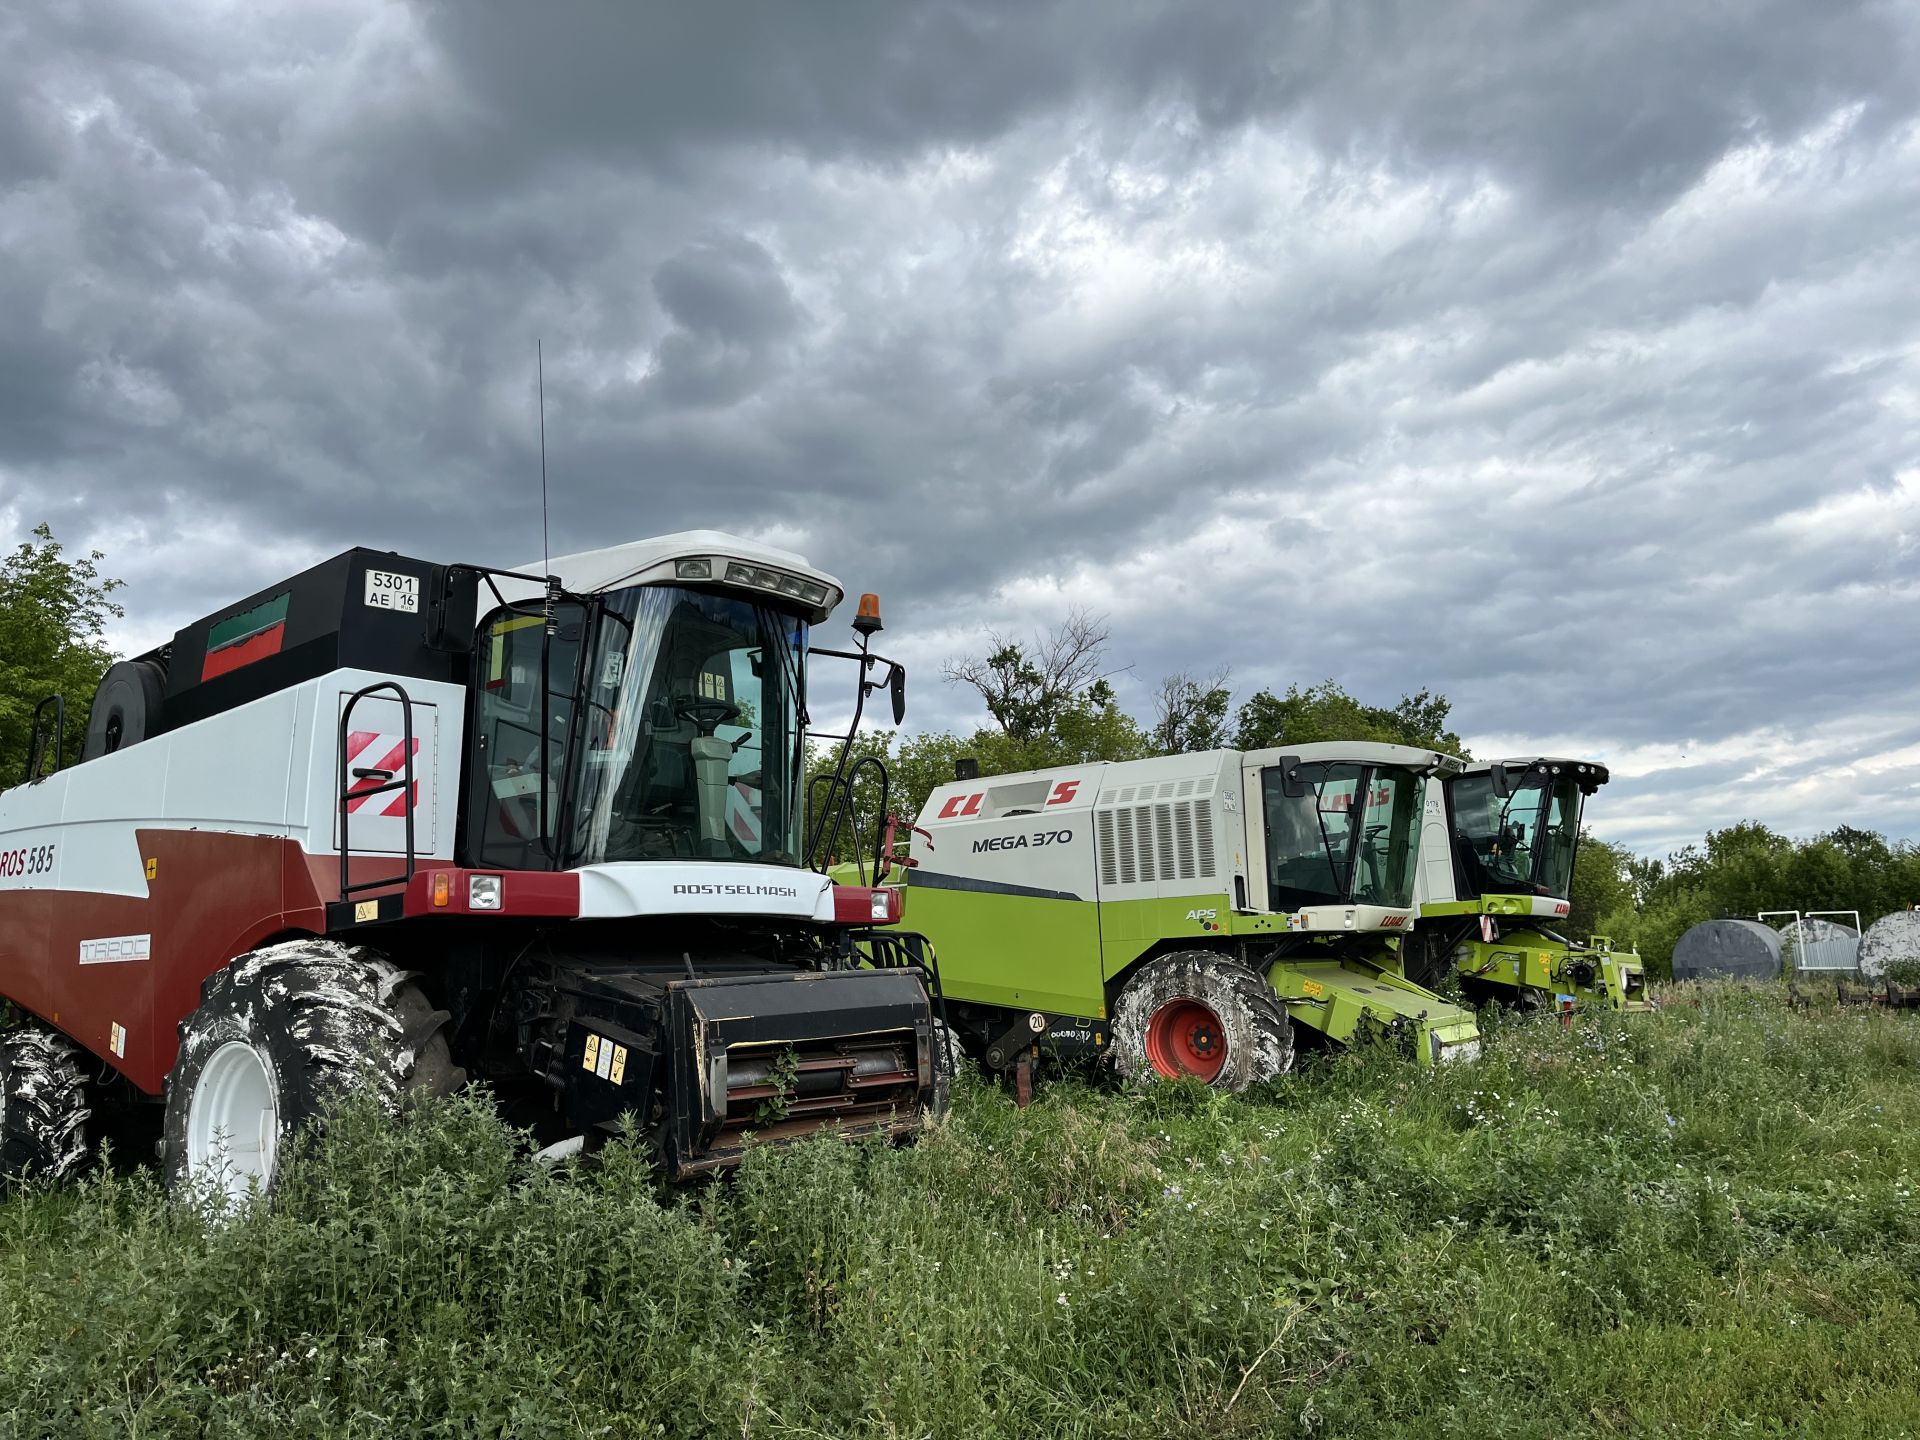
[
  {"left": 1858, "top": 910, "right": 1920, "bottom": 980},
  {"left": 1671, "top": 919, "right": 1783, "bottom": 982}
]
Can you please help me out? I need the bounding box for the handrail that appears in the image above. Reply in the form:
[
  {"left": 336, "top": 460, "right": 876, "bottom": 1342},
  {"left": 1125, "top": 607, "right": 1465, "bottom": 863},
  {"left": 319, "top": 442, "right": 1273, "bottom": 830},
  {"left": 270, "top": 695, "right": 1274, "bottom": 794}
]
[
  {"left": 339, "top": 680, "right": 418, "bottom": 897},
  {"left": 25, "top": 694, "right": 64, "bottom": 783},
  {"left": 805, "top": 753, "right": 890, "bottom": 880}
]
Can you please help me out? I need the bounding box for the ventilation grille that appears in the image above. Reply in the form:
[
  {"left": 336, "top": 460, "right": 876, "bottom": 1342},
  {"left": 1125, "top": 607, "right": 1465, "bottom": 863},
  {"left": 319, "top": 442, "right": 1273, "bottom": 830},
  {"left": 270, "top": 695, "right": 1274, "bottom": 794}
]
[{"left": 1096, "top": 798, "right": 1217, "bottom": 887}]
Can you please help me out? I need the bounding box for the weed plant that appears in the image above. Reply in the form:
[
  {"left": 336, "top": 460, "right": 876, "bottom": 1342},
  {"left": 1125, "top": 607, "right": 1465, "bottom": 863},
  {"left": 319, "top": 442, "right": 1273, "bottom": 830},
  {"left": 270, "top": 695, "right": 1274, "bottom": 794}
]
[{"left": 2, "top": 984, "right": 1917, "bottom": 1437}]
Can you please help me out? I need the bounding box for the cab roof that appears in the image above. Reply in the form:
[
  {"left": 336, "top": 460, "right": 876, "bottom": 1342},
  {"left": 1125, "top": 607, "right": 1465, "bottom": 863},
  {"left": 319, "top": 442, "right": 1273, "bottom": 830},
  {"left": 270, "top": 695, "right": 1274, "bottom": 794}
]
[{"left": 509, "top": 529, "right": 845, "bottom": 623}]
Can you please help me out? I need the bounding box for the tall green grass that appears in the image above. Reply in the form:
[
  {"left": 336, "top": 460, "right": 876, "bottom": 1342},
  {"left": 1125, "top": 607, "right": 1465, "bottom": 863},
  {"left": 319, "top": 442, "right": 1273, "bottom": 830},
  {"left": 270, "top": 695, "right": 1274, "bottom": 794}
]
[{"left": 3, "top": 986, "right": 1918, "bottom": 1438}]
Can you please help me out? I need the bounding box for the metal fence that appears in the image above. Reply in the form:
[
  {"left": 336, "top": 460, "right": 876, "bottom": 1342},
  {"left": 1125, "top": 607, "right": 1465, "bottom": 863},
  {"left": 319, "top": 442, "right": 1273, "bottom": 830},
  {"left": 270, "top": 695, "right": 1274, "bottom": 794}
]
[{"left": 1761, "top": 909, "right": 1863, "bottom": 974}]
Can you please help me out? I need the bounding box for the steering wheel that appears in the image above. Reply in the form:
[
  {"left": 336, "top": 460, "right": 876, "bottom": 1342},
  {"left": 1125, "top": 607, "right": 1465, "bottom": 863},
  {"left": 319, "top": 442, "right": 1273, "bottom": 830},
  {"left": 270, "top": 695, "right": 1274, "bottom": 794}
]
[{"left": 673, "top": 696, "right": 741, "bottom": 736}]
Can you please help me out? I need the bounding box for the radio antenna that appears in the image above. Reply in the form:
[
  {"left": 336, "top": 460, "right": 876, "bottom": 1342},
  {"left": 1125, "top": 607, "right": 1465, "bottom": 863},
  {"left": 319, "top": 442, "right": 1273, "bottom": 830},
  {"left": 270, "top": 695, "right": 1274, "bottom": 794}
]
[{"left": 537, "top": 338, "right": 551, "bottom": 575}]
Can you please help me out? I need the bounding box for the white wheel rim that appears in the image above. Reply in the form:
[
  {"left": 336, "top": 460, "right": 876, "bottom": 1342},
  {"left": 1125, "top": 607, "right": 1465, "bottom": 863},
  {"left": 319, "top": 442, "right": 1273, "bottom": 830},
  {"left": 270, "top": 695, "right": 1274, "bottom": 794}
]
[{"left": 187, "top": 1040, "right": 279, "bottom": 1205}]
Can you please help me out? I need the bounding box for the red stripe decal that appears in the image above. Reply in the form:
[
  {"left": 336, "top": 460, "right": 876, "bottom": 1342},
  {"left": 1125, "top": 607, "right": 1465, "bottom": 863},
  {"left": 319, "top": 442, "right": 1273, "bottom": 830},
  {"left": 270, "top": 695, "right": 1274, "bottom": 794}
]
[{"left": 345, "top": 739, "right": 419, "bottom": 812}]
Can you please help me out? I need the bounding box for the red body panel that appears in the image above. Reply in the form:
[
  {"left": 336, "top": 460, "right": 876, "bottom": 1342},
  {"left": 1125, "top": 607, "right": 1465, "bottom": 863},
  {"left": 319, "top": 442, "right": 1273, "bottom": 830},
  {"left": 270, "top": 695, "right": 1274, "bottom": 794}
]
[
  {"left": 400, "top": 867, "right": 581, "bottom": 917},
  {"left": 1, "top": 832, "right": 405, "bottom": 1094}
]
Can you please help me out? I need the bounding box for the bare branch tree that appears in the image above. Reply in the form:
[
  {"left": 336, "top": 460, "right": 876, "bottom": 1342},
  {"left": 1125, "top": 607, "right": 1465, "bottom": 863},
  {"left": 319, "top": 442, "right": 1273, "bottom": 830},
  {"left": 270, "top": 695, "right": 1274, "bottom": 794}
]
[
  {"left": 1150, "top": 667, "right": 1233, "bottom": 755},
  {"left": 943, "top": 608, "right": 1115, "bottom": 743}
]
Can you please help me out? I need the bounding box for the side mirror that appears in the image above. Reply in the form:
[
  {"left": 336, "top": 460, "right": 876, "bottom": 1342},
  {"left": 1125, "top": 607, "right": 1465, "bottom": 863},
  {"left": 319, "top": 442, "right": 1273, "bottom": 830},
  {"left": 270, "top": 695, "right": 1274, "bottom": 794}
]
[
  {"left": 1276, "top": 754, "right": 1306, "bottom": 798},
  {"left": 889, "top": 664, "right": 906, "bottom": 725},
  {"left": 1489, "top": 762, "right": 1513, "bottom": 799}
]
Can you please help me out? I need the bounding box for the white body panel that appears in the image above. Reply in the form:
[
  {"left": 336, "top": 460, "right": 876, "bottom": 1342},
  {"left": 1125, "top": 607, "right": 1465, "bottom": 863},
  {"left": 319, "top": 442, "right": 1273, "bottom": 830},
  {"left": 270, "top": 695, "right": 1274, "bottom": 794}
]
[
  {"left": 1414, "top": 784, "right": 1458, "bottom": 908},
  {"left": 912, "top": 752, "right": 1243, "bottom": 906},
  {"left": 576, "top": 862, "right": 837, "bottom": 922},
  {"left": 912, "top": 743, "right": 1450, "bottom": 930},
  {"left": 0, "top": 668, "right": 465, "bottom": 900}
]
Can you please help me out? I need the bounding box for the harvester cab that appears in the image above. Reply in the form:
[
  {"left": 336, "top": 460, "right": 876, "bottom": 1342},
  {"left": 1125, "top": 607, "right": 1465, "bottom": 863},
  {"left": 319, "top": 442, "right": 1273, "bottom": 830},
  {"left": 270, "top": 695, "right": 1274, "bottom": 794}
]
[
  {"left": 896, "top": 740, "right": 1481, "bottom": 1094},
  {"left": 1409, "top": 758, "right": 1647, "bottom": 1010},
  {"left": 0, "top": 530, "right": 940, "bottom": 1198}
]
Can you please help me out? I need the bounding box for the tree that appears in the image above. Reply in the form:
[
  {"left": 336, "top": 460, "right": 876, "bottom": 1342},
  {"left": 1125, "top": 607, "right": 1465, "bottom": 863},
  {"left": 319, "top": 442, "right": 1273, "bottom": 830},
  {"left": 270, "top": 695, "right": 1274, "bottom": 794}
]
[
  {"left": 0, "top": 525, "right": 124, "bottom": 783},
  {"left": 1567, "top": 831, "right": 1635, "bottom": 940},
  {"left": 1231, "top": 679, "right": 1468, "bottom": 756},
  {"left": 942, "top": 609, "right": 1115, "bottom": 744},
  {"left": 1149, "top": 668, "right": 1232, "bottom": 754}
]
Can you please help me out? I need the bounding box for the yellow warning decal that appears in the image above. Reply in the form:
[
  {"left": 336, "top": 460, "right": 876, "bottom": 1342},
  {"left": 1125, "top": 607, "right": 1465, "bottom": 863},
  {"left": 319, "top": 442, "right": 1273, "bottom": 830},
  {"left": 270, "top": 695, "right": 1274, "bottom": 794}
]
[
  {"left": 583, "top": 1033, "right": 601, "bottom": 1073},
  {"left": 354, "top": 900, "right": 379, "bottom": 923},
  {"left": 144, "top": 858, "right": 157, "bottom": 880},
  {"left": 1301, "top": 979, "right": 1325, "bottom": 998},
  {"left": 109, "top": 1023, "right": 127, "bottom": 1058},
  {"left": 610, "top": 1045, "right": 628, "bottom": 1085}
]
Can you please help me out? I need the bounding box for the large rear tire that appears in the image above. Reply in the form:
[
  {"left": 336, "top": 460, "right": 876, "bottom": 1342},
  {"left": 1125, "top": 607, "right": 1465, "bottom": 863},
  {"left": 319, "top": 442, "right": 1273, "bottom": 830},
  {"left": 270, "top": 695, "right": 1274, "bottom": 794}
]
[
  {"left": 1111, "top": 952, "right": 1294, "bottom": 1093},
  {"left": 162, "top": 939, "right": 464, "bottom": 1205},
  {"left": 0, "top": 1025, "right": 92, "bottom": 1184}
]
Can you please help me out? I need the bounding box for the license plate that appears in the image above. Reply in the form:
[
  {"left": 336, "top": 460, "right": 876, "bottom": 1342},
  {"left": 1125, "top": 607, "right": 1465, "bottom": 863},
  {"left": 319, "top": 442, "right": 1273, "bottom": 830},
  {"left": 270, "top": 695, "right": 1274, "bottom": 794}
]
[{"left": 365, "top": 569, "right": 420, "bottom": 613}]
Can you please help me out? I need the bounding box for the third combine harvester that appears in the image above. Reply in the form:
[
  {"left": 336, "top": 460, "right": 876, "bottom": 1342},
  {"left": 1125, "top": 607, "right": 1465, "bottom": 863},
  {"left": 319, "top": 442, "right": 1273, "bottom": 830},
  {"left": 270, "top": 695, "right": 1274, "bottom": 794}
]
[{"left": 1402, "top": 758, "right": 1646, "bottom": 1011}]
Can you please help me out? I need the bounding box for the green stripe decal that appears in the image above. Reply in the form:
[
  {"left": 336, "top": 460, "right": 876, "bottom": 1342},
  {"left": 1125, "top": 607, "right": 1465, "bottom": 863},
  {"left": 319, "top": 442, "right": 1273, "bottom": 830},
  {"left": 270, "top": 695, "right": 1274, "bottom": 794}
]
[{"left": 207, "top": 593, "right": 289, "bottom": 650}]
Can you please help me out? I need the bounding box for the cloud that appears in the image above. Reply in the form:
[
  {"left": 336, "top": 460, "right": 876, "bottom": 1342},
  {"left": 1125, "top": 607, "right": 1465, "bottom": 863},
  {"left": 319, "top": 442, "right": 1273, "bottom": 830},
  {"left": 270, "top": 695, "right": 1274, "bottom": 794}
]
[{"left": 2, "top": 0, "right": 1918, "bottom": 857}]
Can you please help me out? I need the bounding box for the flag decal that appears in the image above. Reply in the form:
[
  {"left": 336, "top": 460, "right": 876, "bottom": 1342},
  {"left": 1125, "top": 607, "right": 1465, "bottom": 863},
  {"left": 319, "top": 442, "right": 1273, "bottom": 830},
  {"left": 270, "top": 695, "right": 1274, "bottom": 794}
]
[{"left": 202, "top": 592, "right": 290, "bottom": 680}]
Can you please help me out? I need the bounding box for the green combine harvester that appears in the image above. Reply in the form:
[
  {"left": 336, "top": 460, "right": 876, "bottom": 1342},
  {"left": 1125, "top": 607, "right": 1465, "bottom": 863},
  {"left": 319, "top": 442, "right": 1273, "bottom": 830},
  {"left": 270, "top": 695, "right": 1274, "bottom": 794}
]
[
  {"left": 891, "top": 742, "right": 1481, "bottom": 1093},
  {"left": 1401, "top": 758, "right": 1647, "bottom": 1011}
]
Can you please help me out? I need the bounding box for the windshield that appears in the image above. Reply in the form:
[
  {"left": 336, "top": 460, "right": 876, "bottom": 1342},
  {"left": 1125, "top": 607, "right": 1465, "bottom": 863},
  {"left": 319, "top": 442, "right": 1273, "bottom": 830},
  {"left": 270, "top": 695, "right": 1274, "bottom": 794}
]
[
  {"left": 1448, "top": 771, "right": 1584, "bottom": 899},
  {"left": 1261, "top": 763, "right": 1424, "bottom": 911},
  {"left": 466, "top": 586, "right": 807, "bottom": 870}
]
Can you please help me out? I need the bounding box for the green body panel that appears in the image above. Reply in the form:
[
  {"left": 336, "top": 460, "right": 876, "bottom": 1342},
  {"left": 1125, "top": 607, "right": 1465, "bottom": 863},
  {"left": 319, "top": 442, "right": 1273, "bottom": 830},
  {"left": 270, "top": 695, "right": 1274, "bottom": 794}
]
[
  {"left": 901, "top": 883, "right": 1109, "bottom": 1016},
  {"left": 1414, "top": 891, "right": 1649, "bottom": 1012},
  {"left": 1452, "top": 929, "right": 1648, "bottom": 1011},
  {"left": 1421, "top": 896, "right": 1549, "bottom": 920}
]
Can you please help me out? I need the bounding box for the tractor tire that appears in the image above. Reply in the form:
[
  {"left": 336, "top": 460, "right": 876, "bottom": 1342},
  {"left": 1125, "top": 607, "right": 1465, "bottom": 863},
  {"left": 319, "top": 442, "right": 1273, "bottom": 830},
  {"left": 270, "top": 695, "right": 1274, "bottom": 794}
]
[
  {"left": 1402, "top": 931, "right": 1456, "bottom": 992},
  {"left": 162, "top": 938, "right": 464, "bottom": 1205},
  {"left": 1111, "top": 951, "right": 1294, "bottom": 1092},
  {"left": 0, "top": 1026, "right": 92, "bottom": 1184}
]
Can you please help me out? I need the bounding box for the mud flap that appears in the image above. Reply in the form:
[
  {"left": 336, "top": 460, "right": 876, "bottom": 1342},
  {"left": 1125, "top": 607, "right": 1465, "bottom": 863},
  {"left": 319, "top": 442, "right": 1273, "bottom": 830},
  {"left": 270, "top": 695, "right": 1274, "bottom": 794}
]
[{"left": 663, "top": 968, "right": 934, "bottom": 1178}]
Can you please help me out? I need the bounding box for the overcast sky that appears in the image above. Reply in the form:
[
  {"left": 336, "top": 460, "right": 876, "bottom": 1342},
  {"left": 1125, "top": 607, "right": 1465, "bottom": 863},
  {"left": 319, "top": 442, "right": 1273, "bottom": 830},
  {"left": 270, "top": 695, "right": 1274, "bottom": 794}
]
[{"left": 3, "top": 1, "right": 1917, "bottom": 858}]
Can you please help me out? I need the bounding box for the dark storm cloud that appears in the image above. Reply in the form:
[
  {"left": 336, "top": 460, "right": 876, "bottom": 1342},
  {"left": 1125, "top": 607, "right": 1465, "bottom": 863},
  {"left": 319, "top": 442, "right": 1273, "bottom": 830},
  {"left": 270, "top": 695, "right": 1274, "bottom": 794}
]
[{"left": 2, "top": 0, "right": 1918, "bottom": 855}]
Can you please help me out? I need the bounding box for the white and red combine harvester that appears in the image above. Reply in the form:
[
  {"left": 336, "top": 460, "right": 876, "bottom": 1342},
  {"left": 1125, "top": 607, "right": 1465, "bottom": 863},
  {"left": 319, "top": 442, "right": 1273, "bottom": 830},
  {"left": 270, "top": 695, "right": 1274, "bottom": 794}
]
[{"left": 0, "top": 531, "right": 938, "bottom": 1198}]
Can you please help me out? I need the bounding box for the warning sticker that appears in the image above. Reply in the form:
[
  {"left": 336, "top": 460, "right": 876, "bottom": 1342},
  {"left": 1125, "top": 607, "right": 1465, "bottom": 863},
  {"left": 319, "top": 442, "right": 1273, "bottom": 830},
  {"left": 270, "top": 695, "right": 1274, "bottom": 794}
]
[
  {"left": 583, "top": 1033, "right": 601, "bottom": 1073},
  {"left": 109, "top": 1023, "right": 127, "bottom": 1058},
  {"left": 610, "top": 1045, "right": 628, "bottom": 1086},
  {"left": 595, "top": 1040, "right": 615, "bottom": 1081},
  {"left": 1300, "top": 979, "right": 1325, "bottom": 998}
]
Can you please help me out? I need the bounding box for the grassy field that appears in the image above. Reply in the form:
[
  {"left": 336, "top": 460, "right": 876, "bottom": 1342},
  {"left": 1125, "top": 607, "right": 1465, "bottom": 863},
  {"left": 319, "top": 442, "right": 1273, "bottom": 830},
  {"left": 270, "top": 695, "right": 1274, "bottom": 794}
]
[{"left": 2, "top": 986, "right": 1918, "bottom": 1439}]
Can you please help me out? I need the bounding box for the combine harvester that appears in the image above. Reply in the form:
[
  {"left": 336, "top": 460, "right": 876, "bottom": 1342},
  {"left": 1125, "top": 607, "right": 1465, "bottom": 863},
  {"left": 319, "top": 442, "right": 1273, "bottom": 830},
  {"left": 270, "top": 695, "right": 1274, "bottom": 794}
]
[
  {"left": 896, "top": 743, "right": 1481, "bottom": 1095},
  {"left": 0, "top": 532, "right": 942, "bottom": 1197},
  {"left": 1402, "top": 758, "right": 1647, "bottom": 1011}
]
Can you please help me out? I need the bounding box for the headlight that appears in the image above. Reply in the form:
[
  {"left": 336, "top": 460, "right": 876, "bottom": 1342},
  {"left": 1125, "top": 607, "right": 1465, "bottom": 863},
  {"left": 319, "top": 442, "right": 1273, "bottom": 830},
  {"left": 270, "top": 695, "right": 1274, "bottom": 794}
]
[
  {"left": 675, "top": 558, "right": 712, "bottom": 580},
  {"left": 870, "top": 889, "right": 891, "bottom": 921},
  {"left": 468, "top": 874, "right": 503, "bottom": 910}
]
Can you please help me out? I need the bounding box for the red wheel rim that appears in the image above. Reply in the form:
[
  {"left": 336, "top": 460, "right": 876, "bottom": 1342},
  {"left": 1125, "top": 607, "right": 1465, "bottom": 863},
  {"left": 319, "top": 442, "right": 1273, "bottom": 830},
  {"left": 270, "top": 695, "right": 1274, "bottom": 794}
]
[{"left": 1144, "top": 998, "right": 1226, "bottom": 1082}]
